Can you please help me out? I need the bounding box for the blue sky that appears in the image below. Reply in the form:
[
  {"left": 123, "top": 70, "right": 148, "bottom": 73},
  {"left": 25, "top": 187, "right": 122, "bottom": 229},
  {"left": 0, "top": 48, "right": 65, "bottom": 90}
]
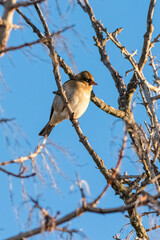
[{"left": 1, "top": 0, "right": 160, "bottom": 239}]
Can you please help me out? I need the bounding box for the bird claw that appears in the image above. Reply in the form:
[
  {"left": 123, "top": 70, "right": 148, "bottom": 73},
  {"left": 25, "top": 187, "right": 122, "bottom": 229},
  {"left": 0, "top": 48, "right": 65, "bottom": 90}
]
[
  {"left": 70, "top": 113, "right": 79, "bottom": 127},
  {"left": 70, "top": 112, "right": 75, "bottom": 120},
  {"left": 52, "top": 90, "right": 61, "bottom": 96}
]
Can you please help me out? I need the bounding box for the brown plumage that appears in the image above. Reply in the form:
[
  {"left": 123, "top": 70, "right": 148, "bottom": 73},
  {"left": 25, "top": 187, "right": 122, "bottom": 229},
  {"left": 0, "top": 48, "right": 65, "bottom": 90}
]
[{"left": 39, "top": 71, "right": 97, "bottom": 137}]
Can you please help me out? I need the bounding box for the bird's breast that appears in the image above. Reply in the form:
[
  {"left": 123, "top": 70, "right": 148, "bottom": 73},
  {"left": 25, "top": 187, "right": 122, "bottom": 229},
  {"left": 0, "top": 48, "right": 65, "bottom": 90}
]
[{"left": 68, "top": 88, "right": 91, "bottom": 119}]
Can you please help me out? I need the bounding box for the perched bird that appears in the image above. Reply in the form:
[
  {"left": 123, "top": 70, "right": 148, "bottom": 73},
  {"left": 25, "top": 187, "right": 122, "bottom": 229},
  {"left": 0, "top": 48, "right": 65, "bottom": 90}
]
[{"left": 39, "top": 71, "right": 97, "bottom": 137}]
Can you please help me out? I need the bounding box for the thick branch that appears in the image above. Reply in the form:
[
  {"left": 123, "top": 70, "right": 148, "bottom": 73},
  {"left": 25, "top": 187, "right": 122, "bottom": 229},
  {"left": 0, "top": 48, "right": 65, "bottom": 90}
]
[
  {"left": 8, "top": 0, "right": 45, "bottom": 10},
  {"left": 0, "top": 0, "right": 16, "bottom": 56},
  {"left": 91, "top": 91, "right": 125, "bottom": 119}
]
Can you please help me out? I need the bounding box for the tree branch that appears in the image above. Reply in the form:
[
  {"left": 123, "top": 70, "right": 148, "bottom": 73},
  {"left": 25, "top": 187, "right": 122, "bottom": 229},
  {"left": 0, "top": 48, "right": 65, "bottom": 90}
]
[
  {"left": 0, "top": 25, "right": 74, "bottom": 55},
  {"left": 5, "top": 193, "right": 160, "bottom": 240},
  {"left": 91, "top": 91, "right": 125, "bottom": 119},
  {"left": 0, "top": 0, "right": 16, "bottom": 56},
  {"left": 138, "top": 0, "right": 156, "bottom": 70},
  {"left": 0, "top": 138, "right": 47, "bottom": 166},
  {"left": 0, "top": 167, "right": 36, "bottom": 178},
  {"left": 78, "top": 0, "right": 126, "bottom": 111},
  {"left": 8, "top": 0, "right": 45, "bottom": 10}
]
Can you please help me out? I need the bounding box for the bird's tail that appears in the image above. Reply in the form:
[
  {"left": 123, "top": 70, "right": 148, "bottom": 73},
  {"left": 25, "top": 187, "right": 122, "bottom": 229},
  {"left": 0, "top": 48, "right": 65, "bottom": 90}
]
[{"left": 39, "top": 122, "right": 55, "bottom": 137}]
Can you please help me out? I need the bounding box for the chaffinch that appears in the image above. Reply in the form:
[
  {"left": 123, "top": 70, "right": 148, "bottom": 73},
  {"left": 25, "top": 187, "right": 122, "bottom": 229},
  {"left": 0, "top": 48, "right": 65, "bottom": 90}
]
[{"left": 39, "top": 71, "right": 97, "bottom": 137}]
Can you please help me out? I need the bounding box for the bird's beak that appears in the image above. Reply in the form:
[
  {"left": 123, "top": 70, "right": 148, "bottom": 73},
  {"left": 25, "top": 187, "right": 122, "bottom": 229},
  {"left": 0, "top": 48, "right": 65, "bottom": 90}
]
[{"left": 90, "top": 81, "right": 98, "bottom": 85}]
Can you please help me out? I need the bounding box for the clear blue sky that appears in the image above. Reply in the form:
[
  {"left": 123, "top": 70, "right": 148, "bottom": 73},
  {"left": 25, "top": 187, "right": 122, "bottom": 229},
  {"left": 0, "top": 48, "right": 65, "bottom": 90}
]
[{"left": 1, "top": 1, "right": 160, "bottom": 239}]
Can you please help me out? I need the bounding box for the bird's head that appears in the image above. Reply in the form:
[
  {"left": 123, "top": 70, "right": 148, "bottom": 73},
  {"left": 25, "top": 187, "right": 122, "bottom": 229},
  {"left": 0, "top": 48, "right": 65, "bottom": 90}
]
[{"left": 76, "top": 71, "right": 98, "bottom": 86}]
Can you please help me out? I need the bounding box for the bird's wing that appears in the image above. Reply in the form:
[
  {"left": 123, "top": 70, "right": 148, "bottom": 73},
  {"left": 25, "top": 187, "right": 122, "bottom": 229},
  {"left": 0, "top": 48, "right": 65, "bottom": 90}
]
[
  {"left": 51, "top": 94, "right": 65, "bottom": 114},
  {"left": 49, "top": 80, "right": 81, "bottom": 120},
  {"left": 49, "top": 104, "right": 54, "bottom": 120},
  {"left": 63, "top": 80, "right": 79, "bottom": 102}
]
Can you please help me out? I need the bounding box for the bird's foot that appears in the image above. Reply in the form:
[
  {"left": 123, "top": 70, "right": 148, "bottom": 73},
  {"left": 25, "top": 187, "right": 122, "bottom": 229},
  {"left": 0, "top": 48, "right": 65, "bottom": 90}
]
[
  {"left": 70, "top": 112, "right": 74, "bottom": 120},
  {"left": 52, "top": 90, "right": 61, "bottom": 96},
  {"left": 70, "top": 112, "right": 76, "bottom": 120},
  {"left": 70, "top": 113, "right": 79, "bottom": 127}
]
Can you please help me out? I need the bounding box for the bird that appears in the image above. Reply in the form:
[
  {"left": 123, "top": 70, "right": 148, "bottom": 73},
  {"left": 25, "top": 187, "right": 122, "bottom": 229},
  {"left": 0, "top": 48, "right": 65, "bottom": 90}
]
[{"left": 39, "top": 71, "right": 97, "bottom": 137}]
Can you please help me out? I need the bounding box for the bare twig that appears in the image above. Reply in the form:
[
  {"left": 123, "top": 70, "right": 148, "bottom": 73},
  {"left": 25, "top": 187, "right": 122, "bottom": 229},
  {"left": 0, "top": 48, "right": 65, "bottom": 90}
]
[
  {"left": 0, "top": 138, "right": 47, "bottom": 166},
  {"left": 0, "top": 118, "right": 15, "bottom": 123},
  {"left": 110, "top": 128, "right": 127, "bottom": 181},
  {"left": 148, "top": 50, "right": 160, "bottom": 84},
  {"left": 16, "top": 8, "right": 44, "bottom": 39},
  {"left": 146, "top": 224, "right": 160, "bottom": 232},
  {"left": 0, "top": 167, "right": 36, "bottom": 178},
  {"left": 0, "top": 25, "right": 74, "bottom": 55},
  {"left": 16, "top": 8, "right": 75, "bottom": 79}
]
